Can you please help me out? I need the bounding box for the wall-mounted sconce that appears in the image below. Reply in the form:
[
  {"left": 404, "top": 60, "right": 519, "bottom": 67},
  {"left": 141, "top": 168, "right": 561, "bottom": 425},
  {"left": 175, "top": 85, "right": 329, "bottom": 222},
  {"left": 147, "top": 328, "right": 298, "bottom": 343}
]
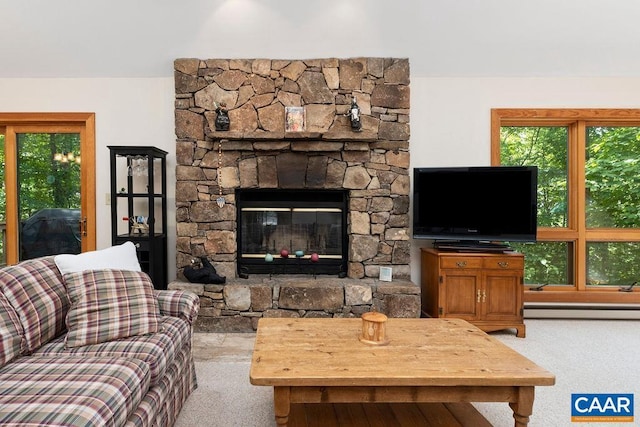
[{"left": 347, "top": 96, "right": 362, "bottom": 131}]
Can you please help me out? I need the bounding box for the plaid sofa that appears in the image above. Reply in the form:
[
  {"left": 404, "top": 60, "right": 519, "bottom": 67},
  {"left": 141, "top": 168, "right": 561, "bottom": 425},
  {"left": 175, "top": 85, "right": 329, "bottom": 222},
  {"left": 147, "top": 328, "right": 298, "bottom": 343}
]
[{"left": 0, "top": 256, "right": 199, "bottom": 427}]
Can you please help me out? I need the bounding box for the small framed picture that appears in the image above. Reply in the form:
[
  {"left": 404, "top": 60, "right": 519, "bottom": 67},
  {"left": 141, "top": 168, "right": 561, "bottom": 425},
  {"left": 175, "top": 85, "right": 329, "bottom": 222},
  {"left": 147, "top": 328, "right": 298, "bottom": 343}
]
[
  {"left": 379, "top": 266, "right": 393, "bottom": 282},
  {"left": 285, "top": 106, "right": 306, "bottom": 132}
]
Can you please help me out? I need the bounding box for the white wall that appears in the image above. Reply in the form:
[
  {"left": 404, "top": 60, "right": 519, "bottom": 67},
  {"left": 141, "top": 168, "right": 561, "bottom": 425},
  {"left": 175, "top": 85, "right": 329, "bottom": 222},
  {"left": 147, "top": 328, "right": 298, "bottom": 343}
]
[
  {"left": 409, "top": 77, "right": 640, "bottom": 281},
  {"left": 0, "top": 78, "right": 177, "bottom": 277},
  {"left": 4, "top": 75, "right": 640, "bottom": 281},
  {"left": 4, "top": 0, "right": 640, "bottom": 79}
]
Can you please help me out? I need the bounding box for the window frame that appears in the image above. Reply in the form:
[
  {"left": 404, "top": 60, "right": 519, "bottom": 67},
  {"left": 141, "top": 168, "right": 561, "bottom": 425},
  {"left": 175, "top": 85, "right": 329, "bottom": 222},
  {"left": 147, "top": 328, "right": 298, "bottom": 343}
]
[{"left": 491, "top": 108, "right": 640, "bottom": 304}]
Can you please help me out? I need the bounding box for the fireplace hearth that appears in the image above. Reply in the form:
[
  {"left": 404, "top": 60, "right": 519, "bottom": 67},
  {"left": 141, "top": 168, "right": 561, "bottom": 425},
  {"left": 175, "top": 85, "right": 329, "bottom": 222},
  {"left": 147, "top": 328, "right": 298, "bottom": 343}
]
[{"left": 237, "top": 189, "right": 348, "bottom": 275}]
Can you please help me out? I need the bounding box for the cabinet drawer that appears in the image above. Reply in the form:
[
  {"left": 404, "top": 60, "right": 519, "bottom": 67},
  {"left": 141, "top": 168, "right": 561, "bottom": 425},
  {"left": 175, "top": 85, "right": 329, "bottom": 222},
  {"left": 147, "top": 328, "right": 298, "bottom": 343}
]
[
  {"left": 440, "top": 257, "right": 482, "bottom": 269},
  {"left": 482, "top": 257, "right": 524, "bottom": 270}
]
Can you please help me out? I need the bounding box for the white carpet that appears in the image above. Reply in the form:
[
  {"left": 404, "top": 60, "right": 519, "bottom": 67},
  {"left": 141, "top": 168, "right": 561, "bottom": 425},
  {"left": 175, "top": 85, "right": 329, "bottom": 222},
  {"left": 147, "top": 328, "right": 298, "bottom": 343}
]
[
  {"left": 175, "top": 361, "right": 274, "bottom": 427},
  {"left": 175, "top": 319, "right": 640, "bottom": 427}
]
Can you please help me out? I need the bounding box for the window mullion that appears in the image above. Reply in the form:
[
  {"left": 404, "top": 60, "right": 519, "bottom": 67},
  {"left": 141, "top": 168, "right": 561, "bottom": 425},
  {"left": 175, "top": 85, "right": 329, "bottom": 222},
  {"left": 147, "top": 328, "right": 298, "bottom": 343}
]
[
  {"left": 574, "top": 121, "right": 587, "bottom": 291},
  {"left": 3, "top": 126, "right": 18, "bottom": 264}
]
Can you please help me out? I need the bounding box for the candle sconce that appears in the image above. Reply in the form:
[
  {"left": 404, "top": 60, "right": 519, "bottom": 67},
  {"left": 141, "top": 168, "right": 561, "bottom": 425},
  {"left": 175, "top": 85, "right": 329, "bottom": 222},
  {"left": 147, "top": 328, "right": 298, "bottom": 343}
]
[
  {"left": 214, "top": 102, "right": 230, "bottom": 131},
  {"left": 347, "top": 96, "right": 362, "bottom": 132}
]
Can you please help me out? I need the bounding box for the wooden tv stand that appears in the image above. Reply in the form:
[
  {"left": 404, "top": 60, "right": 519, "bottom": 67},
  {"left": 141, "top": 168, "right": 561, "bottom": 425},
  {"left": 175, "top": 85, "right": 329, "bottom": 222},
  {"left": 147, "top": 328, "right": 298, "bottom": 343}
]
[{"left": 420, "top": 248, "right": 526, "bottom": 337}]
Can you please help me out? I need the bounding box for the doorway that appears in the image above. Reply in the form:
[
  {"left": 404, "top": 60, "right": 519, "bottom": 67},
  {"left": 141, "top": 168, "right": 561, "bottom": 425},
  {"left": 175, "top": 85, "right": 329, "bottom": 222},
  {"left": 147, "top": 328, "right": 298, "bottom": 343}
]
[{"left": 0, "top": 113, "right": 95, "bottom": 266}]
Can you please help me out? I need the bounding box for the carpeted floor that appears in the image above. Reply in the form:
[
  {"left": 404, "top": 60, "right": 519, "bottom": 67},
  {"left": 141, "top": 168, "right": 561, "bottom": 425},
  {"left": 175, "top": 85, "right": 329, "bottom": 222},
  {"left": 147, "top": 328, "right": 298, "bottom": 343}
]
[
  {"left": 174, "top": 361, "right": 273, "bottom": 427},
  {"left": 174, "top": 319, "right": 640, "bottom": 427}
]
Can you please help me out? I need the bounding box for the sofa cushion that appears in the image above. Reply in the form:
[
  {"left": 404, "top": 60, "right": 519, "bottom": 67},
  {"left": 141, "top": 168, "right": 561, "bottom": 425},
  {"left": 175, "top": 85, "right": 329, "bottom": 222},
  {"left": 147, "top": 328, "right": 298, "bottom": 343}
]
[
  {"left": 0, "top": 293, "right": 23, "bottom": 368},
  {"left": 64, "top": 269, "right": 161, "bottom": 348},
  {"left": 35, "top": 315, "right": 190, "bottom": 386},
  {"left": 0, "top": 257, "right": 68, "bottom": 354},
  {"left": 125, "top": 338, "right": 197, "bottom": 427},
  {"left": 0, "top": 355, "right": 149, "bottom": 427},
  {"left": 54, "top": 241, "right": 141, "bottom": 275}
]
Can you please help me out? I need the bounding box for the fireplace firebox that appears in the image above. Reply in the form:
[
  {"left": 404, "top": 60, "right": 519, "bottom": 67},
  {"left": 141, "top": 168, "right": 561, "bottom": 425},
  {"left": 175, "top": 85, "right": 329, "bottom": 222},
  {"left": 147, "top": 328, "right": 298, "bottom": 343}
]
[{"left": 237, "top": 189, "right": 348, "bottom": 276}]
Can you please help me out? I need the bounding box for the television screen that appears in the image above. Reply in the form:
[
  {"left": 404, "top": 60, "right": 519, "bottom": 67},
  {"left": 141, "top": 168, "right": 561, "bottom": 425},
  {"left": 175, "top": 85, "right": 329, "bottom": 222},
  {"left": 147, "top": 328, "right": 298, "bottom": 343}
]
[{"left": 412, "top": 166, "right": 538, "bottom": 244}]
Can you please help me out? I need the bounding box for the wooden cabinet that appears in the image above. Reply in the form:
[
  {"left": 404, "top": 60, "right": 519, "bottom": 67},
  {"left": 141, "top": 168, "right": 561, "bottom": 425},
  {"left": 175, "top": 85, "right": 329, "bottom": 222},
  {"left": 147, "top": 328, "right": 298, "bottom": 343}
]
[{"left": 420, "top": 248, "right": 525, "bottom": 337}]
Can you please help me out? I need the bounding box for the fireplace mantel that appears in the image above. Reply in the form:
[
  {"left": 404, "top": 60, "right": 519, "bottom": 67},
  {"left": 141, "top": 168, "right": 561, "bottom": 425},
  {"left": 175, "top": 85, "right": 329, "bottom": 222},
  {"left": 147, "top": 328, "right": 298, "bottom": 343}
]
[{"left": 207, "top": 130, "right": 379, "bottom": 142}]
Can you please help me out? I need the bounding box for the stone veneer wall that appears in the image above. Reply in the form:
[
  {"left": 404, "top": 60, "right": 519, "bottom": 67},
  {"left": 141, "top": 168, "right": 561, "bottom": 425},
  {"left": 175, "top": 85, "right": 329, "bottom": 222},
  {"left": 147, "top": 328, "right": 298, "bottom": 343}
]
[
  {"left": 174, "top": 57, "right": 411, "bottom": 280},
  {"left": 173, "top": 57, "right": 417, "bottom": 330}
]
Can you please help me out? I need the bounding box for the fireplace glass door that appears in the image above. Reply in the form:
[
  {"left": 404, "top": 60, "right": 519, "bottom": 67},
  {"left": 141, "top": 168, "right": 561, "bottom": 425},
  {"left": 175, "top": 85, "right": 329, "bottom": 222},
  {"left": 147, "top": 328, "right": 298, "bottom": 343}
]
[{"left": 237, "top": 190, "right": 347, "bottom": 275}]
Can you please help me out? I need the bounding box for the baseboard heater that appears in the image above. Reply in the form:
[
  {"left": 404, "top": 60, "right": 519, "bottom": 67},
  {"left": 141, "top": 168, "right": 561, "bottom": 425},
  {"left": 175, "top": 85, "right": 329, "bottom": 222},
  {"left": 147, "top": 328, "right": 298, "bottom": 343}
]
[{"left": 524, "top": 303, "right": 640, "bottom": 320}]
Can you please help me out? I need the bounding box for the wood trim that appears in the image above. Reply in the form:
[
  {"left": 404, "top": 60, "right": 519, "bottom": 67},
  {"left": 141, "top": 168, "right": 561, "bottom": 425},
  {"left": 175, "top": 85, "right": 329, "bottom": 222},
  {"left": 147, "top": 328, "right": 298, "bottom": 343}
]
[
  {"left": 574, "top": 121, "right": 586, "bottom": 290},
  {"left": 3, "top": 127, "right": 18, "bottom": 264},
  {"left": 491, "top": 108, "right": 640, "bottom": 121},
  {"left": 535, "top": 228, "right": 578, "bottom": 239},
  {"left": 0, "top": 112, "right": 95, "bottom": 124},
  {"left": 525, "top": 290, "right": 640, "bottom": 304},
  {"left": 584, "top": 229, "right": 640, "bottom": 240},
  {"left": 490, "top": 110, "right": 502, "bottom": 165},
  {"left": 82, "top": 113, "right": 96, "bottom": 251}
]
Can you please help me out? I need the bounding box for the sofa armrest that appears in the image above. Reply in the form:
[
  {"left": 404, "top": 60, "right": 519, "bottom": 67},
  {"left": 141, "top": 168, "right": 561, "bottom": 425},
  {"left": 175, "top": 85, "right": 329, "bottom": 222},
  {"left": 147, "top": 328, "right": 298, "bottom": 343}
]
[{"left": 153, "top": 290, "right": 200, "bottom": 325}]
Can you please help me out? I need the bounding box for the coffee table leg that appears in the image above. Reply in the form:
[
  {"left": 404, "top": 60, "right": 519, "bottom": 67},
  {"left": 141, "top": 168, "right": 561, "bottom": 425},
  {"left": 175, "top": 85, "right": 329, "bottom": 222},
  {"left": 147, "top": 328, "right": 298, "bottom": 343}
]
[
  {"left": 509, "top": 386, "right": 534, "bottom": 427},
  {"left": 273, "top": 386, "right": 291, "bottom": 426}
]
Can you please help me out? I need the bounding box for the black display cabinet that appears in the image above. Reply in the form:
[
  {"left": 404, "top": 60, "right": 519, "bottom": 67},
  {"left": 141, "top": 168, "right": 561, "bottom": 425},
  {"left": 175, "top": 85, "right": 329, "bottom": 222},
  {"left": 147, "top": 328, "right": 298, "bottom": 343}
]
[{"left": 109, "top": 146, "right": 168, "bottom": 289}]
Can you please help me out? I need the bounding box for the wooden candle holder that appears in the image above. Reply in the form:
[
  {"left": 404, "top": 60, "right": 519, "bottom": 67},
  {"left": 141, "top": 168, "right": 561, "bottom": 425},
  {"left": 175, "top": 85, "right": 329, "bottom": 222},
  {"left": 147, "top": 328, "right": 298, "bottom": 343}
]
[{"left": 359, "top": 311, "right": 389, "bottom": 345}]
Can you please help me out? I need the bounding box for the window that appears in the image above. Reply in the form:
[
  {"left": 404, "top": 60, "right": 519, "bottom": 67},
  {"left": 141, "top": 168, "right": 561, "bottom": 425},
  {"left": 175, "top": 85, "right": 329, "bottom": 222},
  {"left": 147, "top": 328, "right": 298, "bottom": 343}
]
[{"left": 492, "top": 109, "right": 640, "bottom": 303}]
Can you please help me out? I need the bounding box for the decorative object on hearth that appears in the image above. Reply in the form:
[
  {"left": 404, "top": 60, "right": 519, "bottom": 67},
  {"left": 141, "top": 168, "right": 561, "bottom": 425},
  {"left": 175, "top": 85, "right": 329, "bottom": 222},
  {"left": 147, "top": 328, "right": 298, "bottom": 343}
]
[
  {"left": 280, "top": 249, "right": 289, "bottom": 258},
  {"left": 295, "top": 250, "right": 304, "bottom": 258},
  {"left": 379, "top": 266, "right": 393, "bottom": 282},
  {"left": 214, "top": 102, "right": 230, "bottom": 131},
  {"left": 216, "top": 141, "right": 225, "bottom": 207},
  {"left": 310, "top": 252, "right": 319, "bottom": 263},
  {"left": 264, "top": 253, "right": 274, "bottom": 263},
  {"left": 183, "top": 256, "right": 226, "bottom": 284},
  {"left": 284, "top": 106, "right": 305, "bottom": 132},
  {"left": 359, "top": 311, "right": 389, "bottom": 345},
  {"left": 347, "top": 96, "right": 362, "bottom": 131}
]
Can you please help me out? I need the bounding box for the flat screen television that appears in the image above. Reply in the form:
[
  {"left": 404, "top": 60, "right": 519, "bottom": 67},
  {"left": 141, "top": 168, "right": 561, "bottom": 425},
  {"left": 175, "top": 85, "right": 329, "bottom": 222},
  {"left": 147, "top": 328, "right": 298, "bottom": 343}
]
[{"left": 412, "top": 166, "right": 538, "bottom": 249}]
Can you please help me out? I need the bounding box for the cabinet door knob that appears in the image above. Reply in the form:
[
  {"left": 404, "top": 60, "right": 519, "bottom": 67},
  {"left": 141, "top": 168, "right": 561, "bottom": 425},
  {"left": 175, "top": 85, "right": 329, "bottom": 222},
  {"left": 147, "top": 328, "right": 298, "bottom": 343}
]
[
  {"left": 498, "top": 261, "right": 509, "bottom": 268},
  {"left": 456, "top": 261, "right": 467, "bottom": 268},
  {"left": 477, "top": 289, "right": 482, "bottom": 303}
]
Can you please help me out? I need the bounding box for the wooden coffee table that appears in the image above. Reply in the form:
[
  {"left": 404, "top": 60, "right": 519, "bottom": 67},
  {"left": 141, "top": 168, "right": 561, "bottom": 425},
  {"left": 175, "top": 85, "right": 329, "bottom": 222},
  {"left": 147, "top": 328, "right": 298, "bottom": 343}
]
[{"left": 250, "top": 317, "right": 555, "bottom": 427}]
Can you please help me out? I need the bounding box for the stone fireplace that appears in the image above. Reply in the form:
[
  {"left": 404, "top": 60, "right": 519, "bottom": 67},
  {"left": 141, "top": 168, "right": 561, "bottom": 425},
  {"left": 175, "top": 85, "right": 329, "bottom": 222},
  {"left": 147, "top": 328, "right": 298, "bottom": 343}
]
[{"left": 172, "top": 57, "right": 419, "bottom": 331}]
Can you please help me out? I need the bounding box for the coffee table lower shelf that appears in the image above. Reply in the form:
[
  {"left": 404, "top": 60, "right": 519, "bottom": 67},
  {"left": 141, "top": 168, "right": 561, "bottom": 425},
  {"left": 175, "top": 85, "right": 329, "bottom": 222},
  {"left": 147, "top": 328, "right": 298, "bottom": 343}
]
[{"left": 286, "top": 401, "right": 492, "bottom": 427}]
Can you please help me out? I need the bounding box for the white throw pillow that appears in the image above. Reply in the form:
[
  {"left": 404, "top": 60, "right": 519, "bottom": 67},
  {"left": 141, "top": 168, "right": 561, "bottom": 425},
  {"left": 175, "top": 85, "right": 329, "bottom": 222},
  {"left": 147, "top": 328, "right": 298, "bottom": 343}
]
[{"left": 54, "top": 241, "right": 141, "bottom": 275}]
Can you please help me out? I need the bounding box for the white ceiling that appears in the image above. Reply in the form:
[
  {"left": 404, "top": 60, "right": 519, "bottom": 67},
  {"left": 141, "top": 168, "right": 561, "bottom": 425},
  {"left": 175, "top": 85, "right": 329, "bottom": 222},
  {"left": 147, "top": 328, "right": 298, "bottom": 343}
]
[{"left": 2, "top": 0, "right": 640, "bottom": 79}]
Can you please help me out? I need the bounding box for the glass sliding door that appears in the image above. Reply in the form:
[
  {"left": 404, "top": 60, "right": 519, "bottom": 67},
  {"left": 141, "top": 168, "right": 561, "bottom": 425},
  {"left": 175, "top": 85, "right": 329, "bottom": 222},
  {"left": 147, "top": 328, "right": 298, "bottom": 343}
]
[
  {"left": 0, "top": 113, "right": 95, "bottom": 266},
  {"left": 17, "top": 132, "right": 82, "bottom": 260}
]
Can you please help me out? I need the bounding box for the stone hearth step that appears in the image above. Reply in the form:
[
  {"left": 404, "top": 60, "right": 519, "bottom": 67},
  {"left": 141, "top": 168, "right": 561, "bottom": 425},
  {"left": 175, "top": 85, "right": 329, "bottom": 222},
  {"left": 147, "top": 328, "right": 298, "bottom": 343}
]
[{"left": 169, "top": 277, "right": 421, "bottom": 333}]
